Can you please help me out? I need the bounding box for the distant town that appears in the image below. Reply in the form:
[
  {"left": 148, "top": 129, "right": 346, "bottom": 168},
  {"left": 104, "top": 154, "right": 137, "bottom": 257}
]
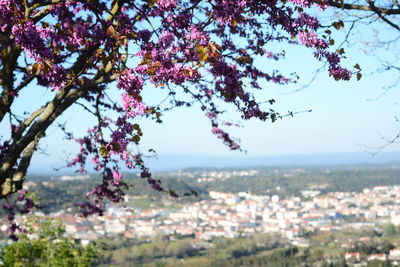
[{"left": 3, "top": 166, "right": 400, "bottom": 265}]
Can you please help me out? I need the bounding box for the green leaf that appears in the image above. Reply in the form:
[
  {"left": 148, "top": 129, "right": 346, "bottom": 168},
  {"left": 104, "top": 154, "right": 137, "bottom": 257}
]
[
  {"left": 169, "top": 190, "right": 179, "bottom": 198},
  {"left": 196, "top": 45, "right": 209, "bottom": 62},
  {"left": 332, "top": 20, "right": 344, "bottom": 30},
  {"left": 99, "top": 146, "right": 109, "bottom": 157},
  {"left": 31, "top": 63, "right": 41, "bottom": 76},
  {"left": 111, "top": 142, "right": 121, "bottom": 152},
  {"left": 42, "top": 61, "right": 52, "bottom": 74},
  {"left": 336, "top": 48, "right": 345, "bottom": 55},
  {"left": 132, "top": 135, "right": 140, "bottom": 144},
  {"left": 271, "top": 113, "right": 277, "bottom": 123},
  {"left": 132, "top": 123, "right": 140, "bottom": 130}
]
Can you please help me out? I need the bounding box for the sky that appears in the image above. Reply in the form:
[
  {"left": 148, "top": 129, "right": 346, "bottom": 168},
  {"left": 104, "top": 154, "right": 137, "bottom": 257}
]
[{"left": 1, "top": 9, "right": 400, "bottom": 173}]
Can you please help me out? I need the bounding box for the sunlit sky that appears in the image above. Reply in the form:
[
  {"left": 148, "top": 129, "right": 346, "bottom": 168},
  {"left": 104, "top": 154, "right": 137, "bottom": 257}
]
[{"left": 1, "top": 9, "right": 399, "bottom": 172}]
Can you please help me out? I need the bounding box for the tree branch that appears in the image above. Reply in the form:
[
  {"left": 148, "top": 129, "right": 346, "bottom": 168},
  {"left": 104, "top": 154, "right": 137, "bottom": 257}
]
[{"left": 315, "top": 0, "right": 400, "bottom": 14}]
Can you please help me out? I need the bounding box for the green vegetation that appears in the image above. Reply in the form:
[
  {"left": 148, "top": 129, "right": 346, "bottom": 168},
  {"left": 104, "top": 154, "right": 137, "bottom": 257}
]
[
  {"left": 92, "top": 234, "right": 347, "bottom": 267},
  {"left": 0, "top": 216, "right": 98, "bottom": 267},
  {"left": 88, "top": 226, "right": 400, "bottom": 266},
  {"left": 204, "top": 166, "right": 400, "bottom": 197},
  {"left": 93, "top": 233, "right": 294, "bottom": 267}
]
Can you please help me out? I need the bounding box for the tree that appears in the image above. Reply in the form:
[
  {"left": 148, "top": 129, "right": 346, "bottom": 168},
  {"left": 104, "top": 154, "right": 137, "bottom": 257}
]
[
  {"left": 382, "top": 223, "right": 396, "bottom": 237},
  {"left": 317, "top": 1, "right": 399, "bottom": 31},
  {"left": 0, "top": 0, "right": 353, "bottom": 237},
  {"left": 0, "top": 215, "right": 99, "bottom": 266},
  {"left": 315, "top": 0, "right": 400, "bottom": 151},
  {"left": 317, "top": 0, "right": 400, "bottom": 88}
]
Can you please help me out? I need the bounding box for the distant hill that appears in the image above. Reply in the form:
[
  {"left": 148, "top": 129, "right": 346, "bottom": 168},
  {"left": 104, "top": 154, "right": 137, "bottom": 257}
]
[
  {"left": 28, "top": 151, "right": 400, "bottom": 175},
  {"left": 143, "top": 151, "right": 400, "bottom": 171}
]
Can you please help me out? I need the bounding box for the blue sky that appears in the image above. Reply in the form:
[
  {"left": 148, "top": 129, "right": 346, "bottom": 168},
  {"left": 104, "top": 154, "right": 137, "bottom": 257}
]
[
  {"left": 35, "top": 43, "right": 400, "bottom": 166},
  {"left": 1, "top": 11, "right": 399, "bottom": 172},
  {"left": 135, "top": 48, "right": 400, "bottom": 157}
]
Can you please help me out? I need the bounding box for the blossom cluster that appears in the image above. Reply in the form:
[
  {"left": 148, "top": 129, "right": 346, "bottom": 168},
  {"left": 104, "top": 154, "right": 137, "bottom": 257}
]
[{"left": 2, "top": 190, "right": 39, "bottom": 240}]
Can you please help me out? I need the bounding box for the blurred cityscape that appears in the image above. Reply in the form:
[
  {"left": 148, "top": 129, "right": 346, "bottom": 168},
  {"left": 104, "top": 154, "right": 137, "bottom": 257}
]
[{"left": 3, "top": 166, "right": 400, "bottom": 265}]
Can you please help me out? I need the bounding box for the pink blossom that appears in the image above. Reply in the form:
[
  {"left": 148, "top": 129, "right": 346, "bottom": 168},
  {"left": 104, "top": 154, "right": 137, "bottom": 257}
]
[
  {"left": 157, "top": 0, "right": 177, "bottom": 10},
  {"left": 112, "top": 170, "right": 122, "bottom": 185},
  {"left": 121, "top": 93, "right": 147, "bottom": 118}
]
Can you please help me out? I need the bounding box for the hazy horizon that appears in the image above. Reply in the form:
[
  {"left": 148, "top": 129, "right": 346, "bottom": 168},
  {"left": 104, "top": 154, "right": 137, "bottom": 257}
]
[{"left": 28, "top": 150, "right": 400, "bottom": 175}]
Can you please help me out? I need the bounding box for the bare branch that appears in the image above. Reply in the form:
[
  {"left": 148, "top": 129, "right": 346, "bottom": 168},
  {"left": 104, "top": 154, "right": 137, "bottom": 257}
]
[{"left": 315, "top": 0, "right": 400, "bottom": 14}]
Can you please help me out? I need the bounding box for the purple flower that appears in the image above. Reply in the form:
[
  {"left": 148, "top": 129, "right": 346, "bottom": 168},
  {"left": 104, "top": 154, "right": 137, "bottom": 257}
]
[
  {"left": 112, "top": 170, "right": 122, "bottom": 185},
  {"left": 121, "top": 93, "right": 147, "bottom": 118}
]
